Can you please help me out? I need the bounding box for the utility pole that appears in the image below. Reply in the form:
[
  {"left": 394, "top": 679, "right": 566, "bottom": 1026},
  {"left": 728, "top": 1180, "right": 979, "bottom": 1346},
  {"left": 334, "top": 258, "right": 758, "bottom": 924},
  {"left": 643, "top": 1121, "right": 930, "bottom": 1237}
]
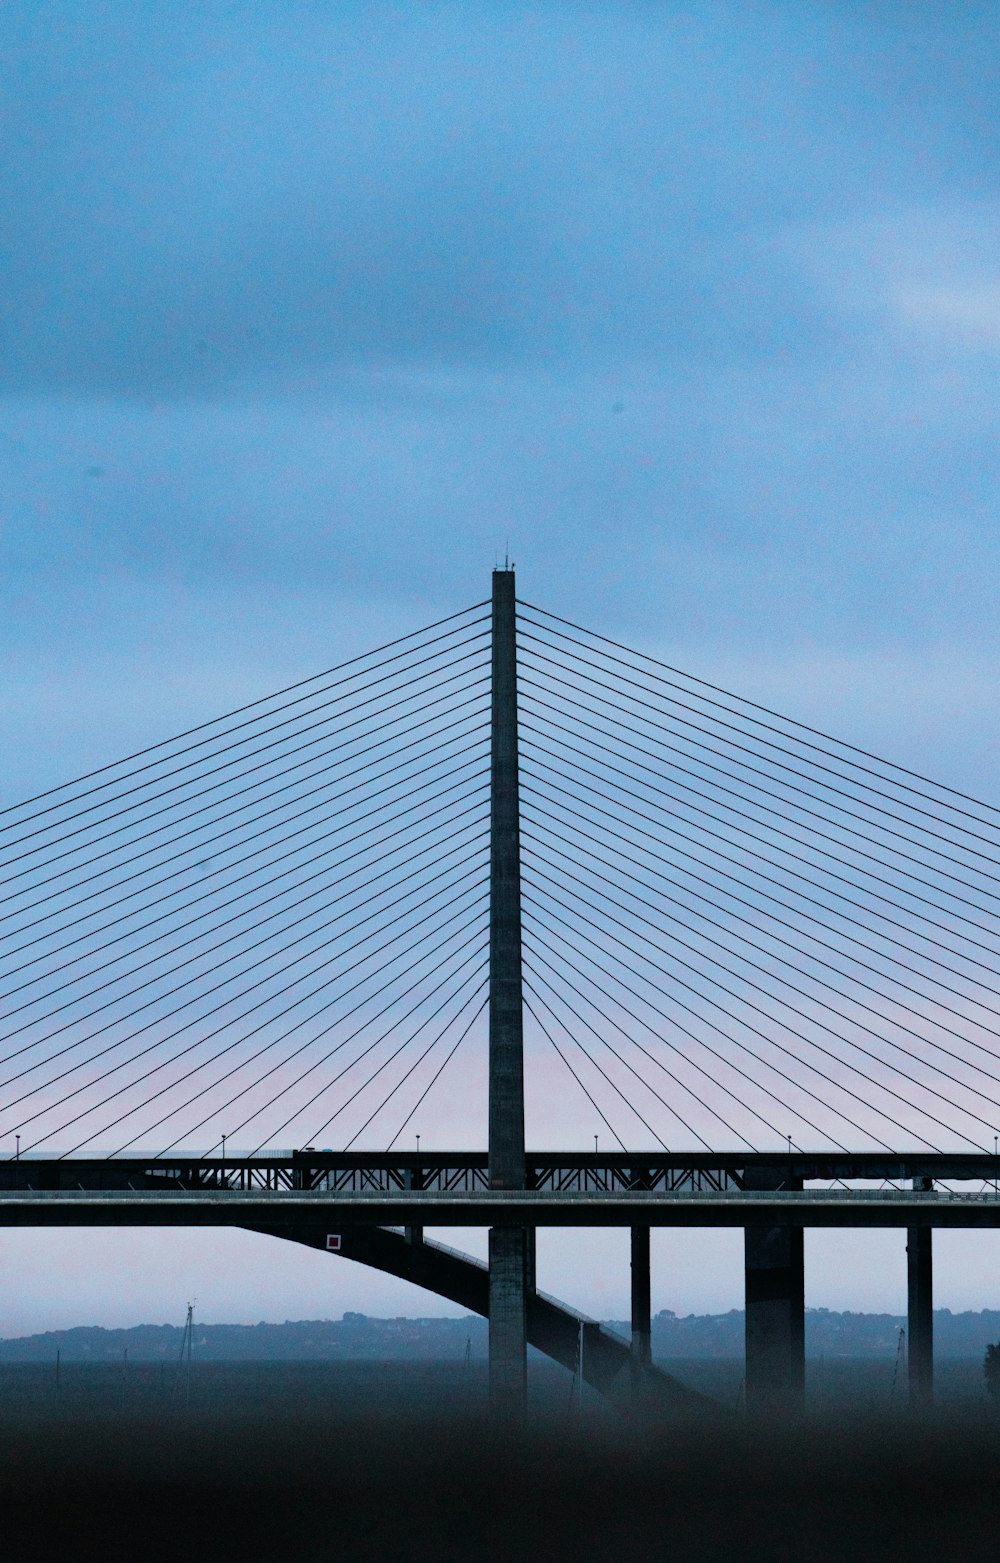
[{"left": 488, "top": 567, "right": 529, "bottom": 1423}]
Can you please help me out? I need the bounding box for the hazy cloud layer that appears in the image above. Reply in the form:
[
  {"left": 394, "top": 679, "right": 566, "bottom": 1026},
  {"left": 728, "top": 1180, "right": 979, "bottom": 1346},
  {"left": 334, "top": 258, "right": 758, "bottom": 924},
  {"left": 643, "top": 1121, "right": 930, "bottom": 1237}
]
[
  {"left": 3, "top": 3, "right": 999, "bottom": 398},
  {"left": 2, "top": 6, "right": 999, "bottom": 678}
]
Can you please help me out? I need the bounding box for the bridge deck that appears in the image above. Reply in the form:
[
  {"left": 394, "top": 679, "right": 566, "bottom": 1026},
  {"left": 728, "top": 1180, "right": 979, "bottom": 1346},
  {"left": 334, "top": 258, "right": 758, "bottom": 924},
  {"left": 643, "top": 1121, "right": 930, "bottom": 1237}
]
[
  {"left": 3, "top": 1150, "right": 999, "bottom": 1194},
  {"left": 3, "top": 1185, "right": 1000, "bottom": 1228}
]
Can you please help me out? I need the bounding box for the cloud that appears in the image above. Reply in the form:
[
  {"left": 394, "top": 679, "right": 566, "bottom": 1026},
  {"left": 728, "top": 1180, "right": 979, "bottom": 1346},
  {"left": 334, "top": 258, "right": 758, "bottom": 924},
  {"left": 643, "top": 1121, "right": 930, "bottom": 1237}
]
[
  {"left": 777, "top": 200, "right": 1000, "bottom": 357},
  {"left": 898, "top": 283, "right": 1000, "bottom": 347},
  {"left": 6, "top": 3, "right": 987, "bottom": 399}
]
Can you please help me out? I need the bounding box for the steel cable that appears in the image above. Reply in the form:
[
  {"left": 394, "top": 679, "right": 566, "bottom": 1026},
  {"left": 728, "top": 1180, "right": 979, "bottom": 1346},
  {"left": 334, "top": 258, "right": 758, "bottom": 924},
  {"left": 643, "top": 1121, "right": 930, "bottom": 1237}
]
[
  {"left": 524, "top": 977, "right": 668, "bottom": 1147},
  {"left": 2, "top": 603, "right": 489, "bottom": 828},
  {"left": 12, "top": 882, "right": 490, "bottom": 1156},
  {"left": 0, "top": 718, "right": 489, "bottom": 927},
  {"left": 2, "top": 789, "right": 489, "bottom": 1016},
  {"left": 153, "top": 901, "right": 491, "bottom": 1157},
  {"left": 108, "top": 937, "right": 493, "bottom": 1162},
  {"left": 341, "top": 979, "right": 491, "bottom": 1151},
  {"left": 525, "top": 859, "right": 958, "bottom": 1150},
  {"left": 2, "top": 647, "right": 489, "bottom": 875},
  {"left": 0, "top": 818, "right": 490, "bottom": 1054},
  {"left": 521, "top": 808, "right": 1000, "bottom": 1092},
  {"left": 517, "top": 628, "right": 1000, "bottom": 862},
  {"left": 1, "top": 737, "right": 489, "bottom": 950},
  {"left": 519, "top": 679, "right": 1000, "bottom": 910},
  {"left": 518, "top": 602, "right": 1000, "bottom": 828},
  {"left": 519, "top": 775, "right": 1000, "bottom": 1011},
  {"left": 518, "top": 747, "right": 1000, "bottom": 974},
  {"left": 522, "top": 955, "right": 721, "bottom": 1148},
  {"left": 524, "top": 938, "right": 783, "bottom": 1150},
  {"left": 1, "top": 774, "right": 490, "bottom": 985},
  {"left": 384, "top": 997, "right": 489, "bottom": 1152},
  {"left": 524, "top": 846, "right": 995, "bottom": 1142},
  {"left": 0, "top": 849, "right": 489, "bottom": 1099},
  {"left": 287, "top": 963, "right": 491, "bottom": 1150},
  {"left": 518, "top": 731, "right": 1000, "bottom": 949},
  {"left": 522, "top": 993, "right": 628, "bottom": 1152},
  {"left": 523, "top": 919, "right": 847, "bottom": 1150},
  {"left": 522, "top": 888, "right": 899, "bottom": 1151}
]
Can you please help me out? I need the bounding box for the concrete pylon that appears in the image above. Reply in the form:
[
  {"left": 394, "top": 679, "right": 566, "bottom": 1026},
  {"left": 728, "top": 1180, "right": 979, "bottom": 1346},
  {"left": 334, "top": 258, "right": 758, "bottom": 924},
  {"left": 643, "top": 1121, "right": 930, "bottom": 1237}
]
[
  {"left": 743, "top": 1166, "right": 804, "bottom": 1419},
  {"left": 487, "top": 568, "right": 528, "bottom": 1422}
]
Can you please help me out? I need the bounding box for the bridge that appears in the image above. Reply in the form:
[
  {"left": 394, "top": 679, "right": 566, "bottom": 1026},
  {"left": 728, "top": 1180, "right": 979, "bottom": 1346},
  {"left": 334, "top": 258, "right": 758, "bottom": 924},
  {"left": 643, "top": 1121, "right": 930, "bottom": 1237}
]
[{"left": 5, "top": 570, "right": 1000, "bottom": 1419}]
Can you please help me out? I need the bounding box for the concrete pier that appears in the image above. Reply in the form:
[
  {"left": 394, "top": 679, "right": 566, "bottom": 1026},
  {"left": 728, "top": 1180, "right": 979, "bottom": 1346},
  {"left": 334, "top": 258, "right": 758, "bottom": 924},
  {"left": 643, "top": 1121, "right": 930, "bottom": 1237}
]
[
  {"left": 907, "top": 1180, "right": 934, "bottom": 1407},
  {"left": 489, "top": 1226, "right": 529, "bottom": 1416},
  {"left": 744, "top": 1168, "right": 804, "bottom": 1418},
  {"left": 630, "top": 1225, "right": 652, "bottom": 1388}
]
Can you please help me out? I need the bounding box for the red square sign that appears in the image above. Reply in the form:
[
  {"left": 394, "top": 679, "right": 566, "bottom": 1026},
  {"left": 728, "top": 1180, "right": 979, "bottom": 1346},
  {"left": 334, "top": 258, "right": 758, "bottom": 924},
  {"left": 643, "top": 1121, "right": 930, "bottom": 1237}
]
[{"left": 326, "top": 1234, "right": 342, "bottom": 1252}]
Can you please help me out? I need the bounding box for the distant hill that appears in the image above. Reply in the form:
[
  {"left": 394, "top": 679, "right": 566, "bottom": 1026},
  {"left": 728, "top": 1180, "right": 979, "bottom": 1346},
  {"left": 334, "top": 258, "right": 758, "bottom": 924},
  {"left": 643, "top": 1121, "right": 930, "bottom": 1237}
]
[
  {"left": 0, "top": 1315, "right": 488, "bottom": 1363},
  {"left": 638, "top": 1308, "right": 1000, "bottom": 1360},
  {"left": 4, "top": 1308, "right": 1000, "bottom": 1362}
]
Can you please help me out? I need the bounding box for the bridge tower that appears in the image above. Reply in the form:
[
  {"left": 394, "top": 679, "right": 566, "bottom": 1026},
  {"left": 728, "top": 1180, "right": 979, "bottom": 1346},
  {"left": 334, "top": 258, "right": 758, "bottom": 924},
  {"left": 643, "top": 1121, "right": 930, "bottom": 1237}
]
[{"left": 487, "top": 567, "right": 530, "bottom": 1421}]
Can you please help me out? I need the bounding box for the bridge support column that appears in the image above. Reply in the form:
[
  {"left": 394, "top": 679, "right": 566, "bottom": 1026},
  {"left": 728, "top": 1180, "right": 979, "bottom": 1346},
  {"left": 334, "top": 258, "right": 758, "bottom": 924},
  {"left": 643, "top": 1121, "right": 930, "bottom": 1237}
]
[
  {"left": 489, "top": 1227, "right": 528, "bottom": 1420},
  {"left": 907, "top": 1187, "right": 933, "bottom": 1408},
  {"left": 744, "top": 1169, "right": 804, "bottom": 1419},
  {"left": 630, "top": 1225, "right": 652, "bottom": 1388},
  {"left": 403, "top": 1171, "right": 423, "bottom": 1248}
]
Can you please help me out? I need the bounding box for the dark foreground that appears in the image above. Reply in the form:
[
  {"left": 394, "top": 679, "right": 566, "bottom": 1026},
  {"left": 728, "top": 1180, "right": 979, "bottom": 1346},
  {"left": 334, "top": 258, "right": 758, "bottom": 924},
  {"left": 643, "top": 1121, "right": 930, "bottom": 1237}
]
[{"left": 5, "top": 1361, "right": 1000, "bottom": 1562}]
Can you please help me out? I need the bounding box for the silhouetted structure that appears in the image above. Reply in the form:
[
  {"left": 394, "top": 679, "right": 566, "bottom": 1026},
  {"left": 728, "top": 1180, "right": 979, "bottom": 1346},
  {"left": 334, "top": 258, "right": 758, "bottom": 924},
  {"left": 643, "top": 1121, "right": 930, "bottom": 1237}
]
[{"left": 5, "top": 568, "right": 1000, "bottom": 1418}]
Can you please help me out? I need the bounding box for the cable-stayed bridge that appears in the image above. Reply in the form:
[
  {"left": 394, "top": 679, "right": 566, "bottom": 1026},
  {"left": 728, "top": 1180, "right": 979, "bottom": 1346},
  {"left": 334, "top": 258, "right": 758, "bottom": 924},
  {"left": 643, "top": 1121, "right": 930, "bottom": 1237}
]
[{"left": 5, "top": 570, "right": 1000, "bottom": 1418}]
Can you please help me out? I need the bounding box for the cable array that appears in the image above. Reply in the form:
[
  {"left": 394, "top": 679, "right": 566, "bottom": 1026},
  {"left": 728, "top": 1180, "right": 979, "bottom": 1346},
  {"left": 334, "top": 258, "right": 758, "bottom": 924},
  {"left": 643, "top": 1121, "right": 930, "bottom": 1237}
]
[
  {"left": 0, "top": 605, "right": 491, "bottom": 1156},
  {"left": 517, "top": 601, "right": 1000, "bottom": 1154},
  {"left": 7, "top": 588, "right": 1000, "bottom": 1160}
]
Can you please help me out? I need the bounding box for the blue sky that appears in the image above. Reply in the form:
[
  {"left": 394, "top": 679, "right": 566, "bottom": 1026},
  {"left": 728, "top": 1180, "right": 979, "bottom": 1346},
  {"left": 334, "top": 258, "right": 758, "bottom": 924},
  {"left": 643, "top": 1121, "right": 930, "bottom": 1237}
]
[{"left": 3, "top": 2, "right": 1000, "bottom": 1331}]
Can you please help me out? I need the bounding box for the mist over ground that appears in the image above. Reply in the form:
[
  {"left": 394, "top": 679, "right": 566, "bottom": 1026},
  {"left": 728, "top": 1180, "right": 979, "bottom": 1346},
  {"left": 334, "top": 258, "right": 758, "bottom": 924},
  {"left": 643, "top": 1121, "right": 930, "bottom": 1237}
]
[{"left": 4, "top": 1363, "right": 1000, "bottom": 1563}]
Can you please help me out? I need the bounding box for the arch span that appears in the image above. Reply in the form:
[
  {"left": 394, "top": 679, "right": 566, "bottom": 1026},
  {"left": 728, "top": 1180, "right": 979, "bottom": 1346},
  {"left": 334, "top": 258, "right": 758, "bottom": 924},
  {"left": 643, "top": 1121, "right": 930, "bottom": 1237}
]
[{"left": 241, "top": 1220, "right": 713, "bottom": 1416}]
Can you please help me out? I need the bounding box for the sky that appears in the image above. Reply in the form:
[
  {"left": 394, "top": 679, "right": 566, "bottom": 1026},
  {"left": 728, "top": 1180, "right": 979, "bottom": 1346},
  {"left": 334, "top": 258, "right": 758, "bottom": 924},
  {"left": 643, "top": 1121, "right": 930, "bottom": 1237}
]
[{"left": 3, "top": 1, "right": 1000, "bottom": 1334}]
